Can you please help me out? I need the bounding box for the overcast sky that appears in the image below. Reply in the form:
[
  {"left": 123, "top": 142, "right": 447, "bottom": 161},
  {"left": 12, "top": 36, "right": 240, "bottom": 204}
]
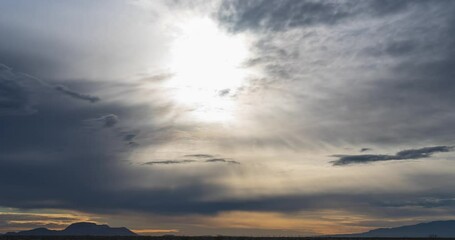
[{"left": 1, "top": 0, "right": 455, "bottom": 236}]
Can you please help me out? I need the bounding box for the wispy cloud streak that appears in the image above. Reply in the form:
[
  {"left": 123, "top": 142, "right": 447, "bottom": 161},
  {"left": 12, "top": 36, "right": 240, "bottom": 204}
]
[{"left": 332, "top": 146, "right": 453, "bottom": 166}]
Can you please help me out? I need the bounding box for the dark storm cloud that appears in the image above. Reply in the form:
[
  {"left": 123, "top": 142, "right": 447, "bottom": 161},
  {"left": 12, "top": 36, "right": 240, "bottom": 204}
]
[
  {"left": 0, "top": 64, "right": 35, "bottom": 115},
  {"left": 1, "top": 63, "right": 101, "bottom": 119},
  {"left": 90, "top": 190, "right": 455, "bottom": 217},
  {"left": 53, "top": 85, "right": 100, "bottom": 103},
  {"left": 1, "top": 63, "right": 99, "bottom": 117},
  {"left": 0, "top": 65, "right": 197, "bottom": 215},
  {"left": 0, "top": 107, "right": 128, "bottom": 211},
  {"left": 332, "top": 146, "right": 453, "bottom": 166}
]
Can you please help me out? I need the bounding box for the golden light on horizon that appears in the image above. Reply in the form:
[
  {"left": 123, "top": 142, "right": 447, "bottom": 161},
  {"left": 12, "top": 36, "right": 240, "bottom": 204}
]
[{"left": 166, "top": 17, "right": 250, "bottom": 123}]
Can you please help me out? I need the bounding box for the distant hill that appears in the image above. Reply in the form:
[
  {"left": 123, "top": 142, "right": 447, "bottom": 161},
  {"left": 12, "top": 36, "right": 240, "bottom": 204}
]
[
  {"left": 5, "top": 227, "right": 57, "bottom": 236},
  {"left": 5, "top": 222, "right": 137, "bottom": 236},
  {"left": 338, "top": 220, "right": 455, "bottom": 238}
]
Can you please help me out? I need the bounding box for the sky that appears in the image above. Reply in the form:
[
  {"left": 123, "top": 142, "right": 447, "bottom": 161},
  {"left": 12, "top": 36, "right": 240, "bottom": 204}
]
[{"left": 1, "top": 0, "right": 455, "bottom": 236}]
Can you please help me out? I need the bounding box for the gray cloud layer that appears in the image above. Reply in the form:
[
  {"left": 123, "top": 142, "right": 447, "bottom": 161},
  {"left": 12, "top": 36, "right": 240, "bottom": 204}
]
[
  {"left": 332, "top": 146, "right": 453, "bottom": 166},
  {"left": 1, "top": 0, "right": 455, "bottom": 230},
  {"left": 85, "top": 114, "right": 120, "bottom": 128},
  {"left": 218, "top": 0, "right": 412, "bottom": 32},
  {"left": 0, "top": 63, "right": 101, "bottom": 117},
  {"left": 0, "top": 64, "right": 34, "bottom": 115},
  {"left": 218, "top": 0, "right": 455, "bottom": 147},
  {"left": 54, "top": 85, "right": 100, "bottom": 103}
]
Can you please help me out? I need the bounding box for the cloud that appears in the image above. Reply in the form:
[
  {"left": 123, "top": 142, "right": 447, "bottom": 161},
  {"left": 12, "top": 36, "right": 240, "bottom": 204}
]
[
  {"left": 0, "top": 63, "right": 101, "bottom": 118},
  {"left": 123, "top": 133, "right": 137, "bottom": 142},
  {"left": 215, "top": 0, "right": 455, "bottom": 148},
  {"left": 0, "top": 1, "right": 170, "bottom": 81},
  {"left": 3, "top": 0, "right": 455, "bottom": 232},
  {"left": 143, "top": 160, "right": 196, "bottom": 165},
  {"left": 143, "top": 157, "right": 240, "bottom": 166},
  {"left": 32, "top": 79, "right": 101, "bottom": 104},
  {"left": 0, "top": 65, "right": 193, "bottom": 216},
  {"left": 218, "top": 0, "right": 413, "bottom": 32},
  {"left": 383, "top": 40, "right": 417, "bottom": 57},
  {"left": 122, "top": 132, "right": 139, "bottom": 147},
  {"left": 54, "top": 85, "right": 100, "bottom": 103},
  {"left": 360, "top": 148, "right": 372, "bottom": 152},
  {"left": 218, "top": 0, "right": 357, "bottom": 32},
  {"left": 218, "top": 89, "right": 230, "bottom": 96},
  {"left": 396, "top": 146, "right": 453, "bottom": 159},
  {"left": 379, "top": 197, "right": 455, "bottom": 209},
  {"left": 141, "top": 73, "right": 174, "bottom": 83},
  {"left": 332, "top": 146, "right": 454, "bottom": 166},
  {"left": 0, "top": 211, "right": 92, "bottom": 232},
  {"left": 86, "top": 114, "right": 119, "bottom": 128},
  {"left": 0, "top": 64, "right": 35, "bottom": 115},
  {"left": 363, "top": 40, "right": 419, "bottom": 58},
  {"left": 205, "top": 158, "right": 240, "bottom": 164},
  {"left": 0, "top": 73, "right": 454, "bottom": 221}
]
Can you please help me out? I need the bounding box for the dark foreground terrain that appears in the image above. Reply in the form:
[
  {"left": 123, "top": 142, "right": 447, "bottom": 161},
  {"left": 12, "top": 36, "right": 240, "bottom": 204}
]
[
  {"left": 0, "top": 237, "right": 445, "bottom": 240},
  {"left": 4, "top": 221, "right": 452, "bottom": 239}
]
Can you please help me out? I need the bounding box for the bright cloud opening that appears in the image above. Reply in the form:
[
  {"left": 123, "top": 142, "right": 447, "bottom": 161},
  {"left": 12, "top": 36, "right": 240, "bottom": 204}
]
[{"left": 166, "top": 17, "right": 250, "bottom": 123}]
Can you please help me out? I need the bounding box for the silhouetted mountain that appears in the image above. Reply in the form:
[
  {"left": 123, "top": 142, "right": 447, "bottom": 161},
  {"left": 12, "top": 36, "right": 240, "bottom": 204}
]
[
  {"left": 5, "top": 222, "right": 137, "bottom": 236},
  {"left": 4, "top": 228, "right": 57, "bottom": 236},
  {"left": 339, "top": 220, "right": 455, "bottom": 238}
]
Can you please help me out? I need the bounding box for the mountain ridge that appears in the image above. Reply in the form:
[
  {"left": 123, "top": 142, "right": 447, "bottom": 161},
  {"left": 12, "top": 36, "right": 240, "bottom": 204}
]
[
  {"left": 335, "top": 220, "right": 455, "bottom": 238},
  {"left": 4, "top": 222, "right": 137, "bottom": 236},
  {"left": 5, "top": 220, "right": 455, "bottom": 237}
]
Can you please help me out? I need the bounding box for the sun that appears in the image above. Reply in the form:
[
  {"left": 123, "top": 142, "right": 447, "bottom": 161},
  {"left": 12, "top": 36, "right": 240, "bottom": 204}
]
[{"left": 165, "top": 17, "right": 250, "bottom": 123}]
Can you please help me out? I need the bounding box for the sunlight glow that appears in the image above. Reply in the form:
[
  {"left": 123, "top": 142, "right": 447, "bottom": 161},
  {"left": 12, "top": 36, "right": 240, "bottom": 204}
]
[{"left": 166, "top": 17, "right": 249, "bottom": 123}]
